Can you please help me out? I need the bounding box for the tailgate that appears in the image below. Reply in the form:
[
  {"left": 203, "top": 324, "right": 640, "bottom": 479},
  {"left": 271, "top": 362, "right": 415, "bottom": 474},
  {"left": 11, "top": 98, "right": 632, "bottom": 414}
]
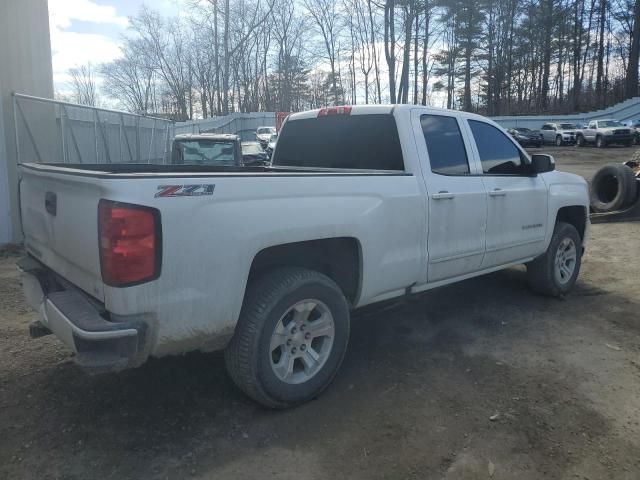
[{"left": 19, "top": 165, "right": 105, "bottom": 301}]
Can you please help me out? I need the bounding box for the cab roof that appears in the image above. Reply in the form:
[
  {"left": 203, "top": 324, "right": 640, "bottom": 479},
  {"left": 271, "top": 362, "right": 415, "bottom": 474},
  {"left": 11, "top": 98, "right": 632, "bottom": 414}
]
[{"left": 286, "top": 104, "right": 496, "bottom": 123}]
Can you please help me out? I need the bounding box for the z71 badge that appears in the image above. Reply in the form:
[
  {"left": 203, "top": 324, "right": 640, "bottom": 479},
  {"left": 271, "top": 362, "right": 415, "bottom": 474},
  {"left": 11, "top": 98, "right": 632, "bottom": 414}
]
[{"left": 155, "top": 184, "right": 216, "bottom": 198}]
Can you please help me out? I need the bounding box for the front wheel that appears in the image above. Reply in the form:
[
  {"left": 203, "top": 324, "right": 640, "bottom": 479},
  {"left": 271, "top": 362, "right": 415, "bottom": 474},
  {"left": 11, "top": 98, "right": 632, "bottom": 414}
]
[
  {"left": 555, "top": 135, "right": 563, "bottom": 147},
  {"left": 225, "top": 267, "right": 350, "bottom": 408},
  {"left": 527, "top": 221, "right": 582, "bottom": 297},
  {"left": 576, "top": 135, "right": 586, "bottom": 147},
  {"left": 596, "top": 135, "right": 606, "bottom": 148}
]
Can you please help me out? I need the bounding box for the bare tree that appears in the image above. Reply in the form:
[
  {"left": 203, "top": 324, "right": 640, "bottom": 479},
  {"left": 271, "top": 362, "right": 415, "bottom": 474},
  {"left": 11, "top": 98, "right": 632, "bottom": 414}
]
[
  {"left": 129, "top": 7, "right": 194, "bottom": 119},
  {"left": 625, "top": 0, "right": 640, "bottom": 98},
  {"left": 303, "top": 0, "right": 342, "bottom": 104},
  {"left": 97, "top": 0, "right": 640, "bottom": 117},
  {"left": 68, "top": 63, "right": 100, "bottom": 106},
  {"left": 102, "top": 40, "right": 156, "bottom": 114}
]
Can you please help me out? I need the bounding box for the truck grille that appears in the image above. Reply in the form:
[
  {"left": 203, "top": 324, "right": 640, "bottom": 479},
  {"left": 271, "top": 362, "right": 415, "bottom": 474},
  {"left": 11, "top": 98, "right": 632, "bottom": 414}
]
[{"left": 614, "top": 129, "right": 631, "bottom": 135}]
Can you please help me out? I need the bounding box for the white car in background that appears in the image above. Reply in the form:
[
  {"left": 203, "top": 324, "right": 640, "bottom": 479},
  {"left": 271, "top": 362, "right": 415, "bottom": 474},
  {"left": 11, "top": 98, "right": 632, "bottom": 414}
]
[
  {"left": 266, "top": 133, "right": 278, "bottom": 156},
  {"left": 622, "top": 119, "right": 640, "bottom": 144},
  {"left": 540, "top": 122, "right": 578, "bottom": 146},
  {"left": 256, "top": 126, "right": 276, "bottom": 148}
]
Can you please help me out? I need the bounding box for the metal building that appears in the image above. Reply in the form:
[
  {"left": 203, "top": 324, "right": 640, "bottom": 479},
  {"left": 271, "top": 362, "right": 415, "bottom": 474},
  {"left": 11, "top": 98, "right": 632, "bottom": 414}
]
[{"left": 0, "top": 0, "right": 55, "bottom": 246}]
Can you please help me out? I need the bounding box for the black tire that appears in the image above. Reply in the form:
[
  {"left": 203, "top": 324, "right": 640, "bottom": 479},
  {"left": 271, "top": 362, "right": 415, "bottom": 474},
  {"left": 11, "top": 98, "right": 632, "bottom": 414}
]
[
  {"left": 596, "top": 135, "right": 606, "bottom": 148},
  {"left": 590, "top": 163, "right": 637, "bottom": 212},
  {"left": 576, "top": 135, "right": 586, "bottom": 147},
  {"left": 555, "top": 135, "right": 563, "bottom": 147},
  {"left": 527, "top": 221, "right": 582, "bottom": 297},
  {"left": 623, "top": 140, "right": 633, "bottom": 147},
  {"left": 635, "top": 133, "right": 640, "bottom": 145},
  {"left": 224, "top": 267, "right": 350, "bottom": 408}
]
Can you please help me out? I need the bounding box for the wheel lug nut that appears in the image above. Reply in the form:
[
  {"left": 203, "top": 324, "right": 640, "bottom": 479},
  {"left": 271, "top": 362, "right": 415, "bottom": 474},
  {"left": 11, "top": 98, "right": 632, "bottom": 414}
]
[
  {"left": 305, "top": 333, "right": 310, "bottom": 340},
  {"left": 291, "top": 347, "right": 297, "bottom": 354},
  {"left": 291, "top": 327, "right": 297, "bottom": 334},
  {"left": 286, "top": 339, "right": 292, "bottom": 346},
  {"left": 300, "top": 344, "right": 306, "bottom": 351}
]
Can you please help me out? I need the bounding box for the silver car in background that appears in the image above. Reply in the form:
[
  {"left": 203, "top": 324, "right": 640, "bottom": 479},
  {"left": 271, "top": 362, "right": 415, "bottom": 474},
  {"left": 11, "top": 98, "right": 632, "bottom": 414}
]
[
  {"left": 540, "top": 122, "right": 578, "bottom": 146},
  {"left": 622, "top": 119, "right": 640, "bottom": 144},
  {"left": 256, "top": 126, "right": 277, "bottom": 148}
]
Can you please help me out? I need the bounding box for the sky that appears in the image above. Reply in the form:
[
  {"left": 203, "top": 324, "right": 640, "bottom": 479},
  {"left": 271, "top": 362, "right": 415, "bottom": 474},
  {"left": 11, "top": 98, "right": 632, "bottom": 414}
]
[
  {"left": 48, "top": 0, "right": 183, "bottom": 93},
  {"left": 48, "top": 0, "right": 447, "bottom": 108}
]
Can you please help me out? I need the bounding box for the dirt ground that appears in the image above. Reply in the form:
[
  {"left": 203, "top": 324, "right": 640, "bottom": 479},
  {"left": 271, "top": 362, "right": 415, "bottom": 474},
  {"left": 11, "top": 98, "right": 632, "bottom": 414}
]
[{"left": 1, "top": 146, "right": 640, "bottom": 480}]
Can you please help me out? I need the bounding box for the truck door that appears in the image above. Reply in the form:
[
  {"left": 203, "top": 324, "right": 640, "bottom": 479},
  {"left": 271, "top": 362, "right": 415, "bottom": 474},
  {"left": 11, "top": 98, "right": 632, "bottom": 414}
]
[
  {"left": 464, "top": 119, "right": 548, "bottom": 268},
  {"left": 411, "top": 110, "right": 487, "bottom": 282}
]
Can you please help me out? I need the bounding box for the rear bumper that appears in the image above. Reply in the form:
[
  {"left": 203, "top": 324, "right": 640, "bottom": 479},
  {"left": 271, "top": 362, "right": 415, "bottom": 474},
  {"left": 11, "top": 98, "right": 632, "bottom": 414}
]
[{"left": 17, "top": 256, "right": 148, "bottom": 372}]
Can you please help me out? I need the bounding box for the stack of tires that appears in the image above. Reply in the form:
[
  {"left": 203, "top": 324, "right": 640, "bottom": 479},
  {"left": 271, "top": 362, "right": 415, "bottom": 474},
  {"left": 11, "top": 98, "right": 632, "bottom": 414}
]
[{"left": 590, "top": 158, "right": 639, "bottom": 213}]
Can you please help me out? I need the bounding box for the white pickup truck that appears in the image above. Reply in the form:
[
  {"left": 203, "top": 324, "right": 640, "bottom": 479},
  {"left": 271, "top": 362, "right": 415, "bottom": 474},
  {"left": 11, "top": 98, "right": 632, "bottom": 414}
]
[
  {"left": 576, "top": 119, "right": 634, "bottom": 148},
  {"left": 18, "top": 105, "right": 589, "bottom": 408}
]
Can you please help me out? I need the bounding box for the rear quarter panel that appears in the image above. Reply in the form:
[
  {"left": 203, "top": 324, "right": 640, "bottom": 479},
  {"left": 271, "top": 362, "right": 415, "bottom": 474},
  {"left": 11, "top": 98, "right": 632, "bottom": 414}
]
[{"left": 99, "top": 173, "right": 424, "bottom": 356}]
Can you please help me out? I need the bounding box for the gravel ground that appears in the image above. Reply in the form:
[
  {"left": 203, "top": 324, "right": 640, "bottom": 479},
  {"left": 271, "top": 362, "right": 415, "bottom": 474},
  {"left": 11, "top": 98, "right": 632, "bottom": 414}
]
[{"left": 1, "top": 146, "right": 639, "bottom": 480}]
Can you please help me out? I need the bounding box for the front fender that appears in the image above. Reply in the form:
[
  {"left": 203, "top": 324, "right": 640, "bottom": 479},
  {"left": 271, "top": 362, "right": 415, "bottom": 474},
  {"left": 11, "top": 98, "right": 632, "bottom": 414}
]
[{"left": 543, "top": 172, "right": 590, "bottom": 248}]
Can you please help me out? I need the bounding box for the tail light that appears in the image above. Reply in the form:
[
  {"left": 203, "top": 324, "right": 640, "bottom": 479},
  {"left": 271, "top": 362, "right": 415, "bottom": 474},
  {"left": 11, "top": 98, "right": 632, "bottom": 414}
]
[
  {"left": 98, "top": 200, "right": 161, "bottom": 286},
  {"left": 318, "top": 106, "right": 352, "bottom": 117}
]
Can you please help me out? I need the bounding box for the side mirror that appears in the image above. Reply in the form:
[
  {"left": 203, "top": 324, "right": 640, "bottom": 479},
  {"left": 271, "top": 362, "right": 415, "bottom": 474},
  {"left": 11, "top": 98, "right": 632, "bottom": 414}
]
[{"left": 531, "top": 154, "right": 555, "bottom": 174}]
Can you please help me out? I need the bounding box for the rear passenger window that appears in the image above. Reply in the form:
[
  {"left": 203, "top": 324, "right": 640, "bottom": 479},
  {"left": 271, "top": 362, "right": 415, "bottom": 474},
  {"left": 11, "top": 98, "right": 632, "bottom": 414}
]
[
  {"left": 272, "top": 114, "right": 404, "bottom": 170},
  {"left": 469, "top": 120, "right": 525, "bottom": 175},
  {"left": 420, "top": 115, "right": 469, "bottom": 175}
]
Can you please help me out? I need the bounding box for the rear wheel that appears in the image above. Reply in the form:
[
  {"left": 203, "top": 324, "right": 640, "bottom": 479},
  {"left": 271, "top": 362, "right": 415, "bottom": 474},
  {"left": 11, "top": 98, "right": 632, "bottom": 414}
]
[
  {"left": 527, "top": 221, "right": 582, "bottom": 297},
  {"left": 225, "top": 267, "right": 350, "bottom": 408}
]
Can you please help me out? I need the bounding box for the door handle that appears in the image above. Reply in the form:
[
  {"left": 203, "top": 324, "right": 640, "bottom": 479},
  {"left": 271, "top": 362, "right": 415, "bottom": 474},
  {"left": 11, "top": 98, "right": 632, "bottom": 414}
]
[
  {"left": 489, "top": 188, "right": 507, "bottom": 197},
  {"left": 432, "top": 191, "right": 455, "bottom": 200}
]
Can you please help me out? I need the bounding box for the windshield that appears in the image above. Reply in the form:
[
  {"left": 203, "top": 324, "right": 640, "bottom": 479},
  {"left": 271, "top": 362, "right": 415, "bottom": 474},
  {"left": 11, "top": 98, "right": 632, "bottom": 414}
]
[
  {"left": 559, "top": 123, "right": 576, "bottom": 129},
  {"left": 598, "top": 120, "right": 622, "bottom": 128},
  {"left": 257, "top": 127, "right": 275, "bottom": 135},
  {"left": 172, "top": 140, "right": 237, "bottom": 165}
]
